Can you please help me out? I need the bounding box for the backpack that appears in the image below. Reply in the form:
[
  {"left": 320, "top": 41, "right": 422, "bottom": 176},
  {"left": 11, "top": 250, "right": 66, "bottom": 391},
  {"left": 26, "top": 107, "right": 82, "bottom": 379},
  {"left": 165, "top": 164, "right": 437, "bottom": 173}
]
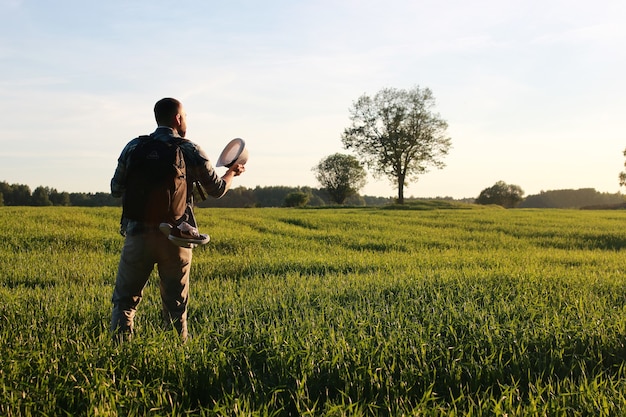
[{"left": 122, "top": 134, "right": 188, "bottom": 225}]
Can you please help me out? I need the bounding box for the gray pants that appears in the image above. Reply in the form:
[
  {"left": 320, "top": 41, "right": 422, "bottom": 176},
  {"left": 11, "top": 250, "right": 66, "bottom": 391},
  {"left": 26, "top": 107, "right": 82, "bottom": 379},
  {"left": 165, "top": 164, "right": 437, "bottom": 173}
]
[{"left": 110, "top": 229, "right": 192, "bottom": 341}]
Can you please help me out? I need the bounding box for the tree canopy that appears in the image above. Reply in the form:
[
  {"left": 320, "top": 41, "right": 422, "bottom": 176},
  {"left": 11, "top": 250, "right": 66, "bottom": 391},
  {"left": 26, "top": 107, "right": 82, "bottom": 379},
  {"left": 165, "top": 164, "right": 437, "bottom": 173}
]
[
  {"left": 312, "top": 153, "right": 367, "bottom": 204},
  {"left": 341, "top": 86, "right": 451, "bottom": 204},
  {"left": 284, "top": 191, "right": 310, "bottom": 207},
  {"left": 476, "top": 181, "right": 525, "bottom": 208}
]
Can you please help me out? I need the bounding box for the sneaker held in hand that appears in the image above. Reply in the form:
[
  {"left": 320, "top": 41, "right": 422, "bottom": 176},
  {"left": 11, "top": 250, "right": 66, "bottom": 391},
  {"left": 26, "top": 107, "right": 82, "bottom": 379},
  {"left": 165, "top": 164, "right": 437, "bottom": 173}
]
[{"left": 159, "top": 222, "right": 209, "bottom": 248}]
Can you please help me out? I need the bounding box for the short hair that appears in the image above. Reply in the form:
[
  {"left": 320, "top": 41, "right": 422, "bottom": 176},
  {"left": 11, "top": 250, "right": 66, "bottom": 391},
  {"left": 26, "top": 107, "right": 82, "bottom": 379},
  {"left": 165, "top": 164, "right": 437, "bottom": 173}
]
[{"left": 154, "top": 98, "right": 181, "bottom": 126}]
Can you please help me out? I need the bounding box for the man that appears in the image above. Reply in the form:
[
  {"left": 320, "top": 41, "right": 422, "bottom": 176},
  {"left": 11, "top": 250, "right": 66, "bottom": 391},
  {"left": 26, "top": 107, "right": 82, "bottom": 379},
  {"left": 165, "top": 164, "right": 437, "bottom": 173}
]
[{"left": 110, "top": 97, "right": 245, "bottom": 341}]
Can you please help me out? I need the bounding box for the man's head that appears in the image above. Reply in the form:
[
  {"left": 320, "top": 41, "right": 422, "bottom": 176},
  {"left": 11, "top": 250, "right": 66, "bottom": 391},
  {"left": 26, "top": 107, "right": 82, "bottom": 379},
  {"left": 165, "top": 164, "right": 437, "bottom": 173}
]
[{"left": 154, "top": 97, "right": 187, "bottom": 137}]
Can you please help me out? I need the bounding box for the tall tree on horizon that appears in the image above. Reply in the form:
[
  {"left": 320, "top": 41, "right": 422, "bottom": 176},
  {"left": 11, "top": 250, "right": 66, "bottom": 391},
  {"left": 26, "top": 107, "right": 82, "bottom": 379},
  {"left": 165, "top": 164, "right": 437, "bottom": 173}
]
[{"left": 342, "top": 86, "right": 451, "bottom": 204}]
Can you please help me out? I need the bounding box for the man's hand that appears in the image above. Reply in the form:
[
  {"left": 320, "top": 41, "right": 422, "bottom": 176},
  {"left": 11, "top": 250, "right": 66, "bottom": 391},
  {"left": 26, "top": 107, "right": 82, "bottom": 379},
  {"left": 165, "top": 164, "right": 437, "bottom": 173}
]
[{"left": 228, "top": 163, "right": 246, "bottom": 176}]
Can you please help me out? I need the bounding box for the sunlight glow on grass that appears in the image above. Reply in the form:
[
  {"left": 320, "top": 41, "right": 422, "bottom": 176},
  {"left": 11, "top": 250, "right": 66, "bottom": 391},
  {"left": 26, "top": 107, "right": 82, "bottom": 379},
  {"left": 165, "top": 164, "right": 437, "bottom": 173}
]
[{"left": 1, "top": 206, "right": 625, "bottom": 415}]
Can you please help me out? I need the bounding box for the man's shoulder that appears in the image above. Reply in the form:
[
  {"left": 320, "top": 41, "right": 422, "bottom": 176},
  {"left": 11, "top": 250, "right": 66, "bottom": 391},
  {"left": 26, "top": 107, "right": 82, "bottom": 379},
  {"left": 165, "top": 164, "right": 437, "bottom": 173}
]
[
  {"left": 127, "top": 128, "right": 208, "bottom": 164},
  {"left": 178, "top": 140, "right": 209, "bottom": 164},
  {"left": 177, "top": 138, "right": 198, "bottom": 150}
]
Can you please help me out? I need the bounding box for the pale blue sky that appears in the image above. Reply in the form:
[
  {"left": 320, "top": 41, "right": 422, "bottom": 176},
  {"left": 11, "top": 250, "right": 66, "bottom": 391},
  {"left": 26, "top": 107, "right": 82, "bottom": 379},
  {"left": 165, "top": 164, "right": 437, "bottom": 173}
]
[{"left": 1, "top": 0, "right": 625, "bottom": 198}]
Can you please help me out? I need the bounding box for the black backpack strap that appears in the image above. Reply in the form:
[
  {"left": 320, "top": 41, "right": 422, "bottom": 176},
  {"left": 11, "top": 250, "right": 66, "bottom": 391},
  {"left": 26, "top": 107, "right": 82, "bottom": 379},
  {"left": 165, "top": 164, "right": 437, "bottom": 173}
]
[{"left": 195, "top": 181, "right": 206, "bottom": 201}]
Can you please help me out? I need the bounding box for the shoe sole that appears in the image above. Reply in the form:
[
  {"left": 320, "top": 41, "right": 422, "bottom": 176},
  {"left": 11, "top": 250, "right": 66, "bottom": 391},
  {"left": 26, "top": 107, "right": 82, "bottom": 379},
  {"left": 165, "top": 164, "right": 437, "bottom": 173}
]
[
  {"left": 169, "top": 234, "right": 210, "bottom": 246},
  {"left": 159, "top": 223, "right": 173, "bottom": 237}
]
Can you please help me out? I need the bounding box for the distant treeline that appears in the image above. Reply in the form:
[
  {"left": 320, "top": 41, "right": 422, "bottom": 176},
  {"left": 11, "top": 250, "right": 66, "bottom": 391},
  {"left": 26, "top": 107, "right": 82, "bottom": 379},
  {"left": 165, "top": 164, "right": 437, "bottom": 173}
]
[
  {"left": 196, "top": 186, "right": 393, "bottom": 208},
  {"left": 1, "top": 181, "right": 624, "bottom": 209},
  {"left": 519, "top": 188, "right": 625, "bottom": 209},
  {"left": 0, "top": 181, "right": 393, "bottom": 208},
  {"left": 0, "top": 182, "right": 118, "bottom": 207}
]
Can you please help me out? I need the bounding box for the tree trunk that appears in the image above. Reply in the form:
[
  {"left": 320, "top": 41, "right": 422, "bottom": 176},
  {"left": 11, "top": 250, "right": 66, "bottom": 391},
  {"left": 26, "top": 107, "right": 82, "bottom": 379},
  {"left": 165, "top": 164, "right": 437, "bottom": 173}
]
[{"left": 397, "top": 175, "right": 405, "bottom": 204}]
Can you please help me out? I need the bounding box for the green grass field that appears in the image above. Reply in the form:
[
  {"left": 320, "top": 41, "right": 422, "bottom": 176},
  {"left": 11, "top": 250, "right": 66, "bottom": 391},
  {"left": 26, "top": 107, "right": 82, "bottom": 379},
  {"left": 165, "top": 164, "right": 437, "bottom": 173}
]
[{"left": 1, "top": 204, "right": 625, "bottom": 416}]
